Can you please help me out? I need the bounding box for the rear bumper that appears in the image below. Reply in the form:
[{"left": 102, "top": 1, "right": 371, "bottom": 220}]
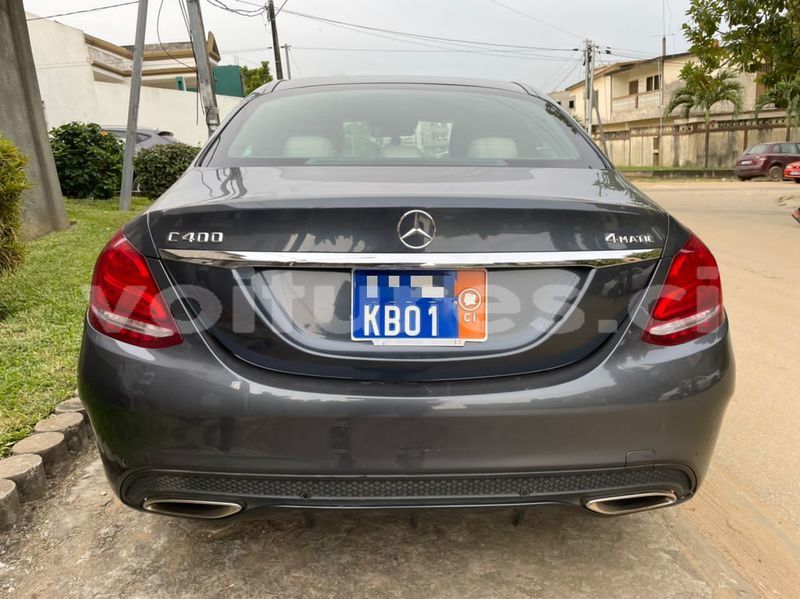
[
  {"left": 734, "top": 165, "right": 766, "bottom": 177},
  {"left": 79, "top": 318, "right": 734, "bottom": 515},
  {"left": 122, "top": 465, "right": 695, "bottom": 513}
]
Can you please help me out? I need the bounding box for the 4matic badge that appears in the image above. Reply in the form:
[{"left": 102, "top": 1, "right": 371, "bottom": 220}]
[{"left": 605, "top": 232, "right": 654, "bottom": 244}]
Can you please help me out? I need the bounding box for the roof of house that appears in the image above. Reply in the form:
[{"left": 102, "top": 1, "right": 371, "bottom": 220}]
[
  {"left": 560, "top": 51, "right": 692, "bottom": 92},
  {"left": 86, "top": 31, "right": 220, "bottom": 63}
]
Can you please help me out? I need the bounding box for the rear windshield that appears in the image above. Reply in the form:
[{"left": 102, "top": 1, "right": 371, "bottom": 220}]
[
  {"left": 203, "top": 85, "right": 606, "bottom": 168},
  {"left": 744, "top": 144, "right": 769, "bottom": 154}
]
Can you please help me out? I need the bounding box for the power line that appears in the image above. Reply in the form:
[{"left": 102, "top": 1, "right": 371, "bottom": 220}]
[
  {"left": 26, "top": 1, "right": 138, "bottom": 21},
  {"left": 157, "top": 0, "right": 195, "bottom": 70},
  {"left": 178, "top": 0, "right": 191, "bottom": 30},
  {"left": 218, "top": 4, "right": 662, "bottom": 74},
  {"left": 282, "top": 8, "right": 577, "bottom": 53},
  {"left": 226, "top": 45, "right": 576, "bottom": 60},
  {"left": 277, "top": 16, "right": 578, "bottom": 62},
  {"left": 607, "top": 47, "right": 659, "bottom": 57},
  {"left": 205, "top": 0, "right": 266, "bottom": 17},
  {"left": 485, "top": 0, "right": 583, "bottom": 41},
  {"left": 551, "top": 58, "right": 582, "bottom": 91},
  {"left": 301, "top": 19, "right": 568, "bottom": 60},
  {"left": 227, "top": 46, "right": 574, "bottom": 62},
  {"left": 541, "top": 51, "right": 581, "bottom": 90}
]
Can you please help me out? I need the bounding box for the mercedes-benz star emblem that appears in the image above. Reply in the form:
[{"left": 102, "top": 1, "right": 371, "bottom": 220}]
[{"left": 397, "top": 210, "right": 436, "bottom": 249}]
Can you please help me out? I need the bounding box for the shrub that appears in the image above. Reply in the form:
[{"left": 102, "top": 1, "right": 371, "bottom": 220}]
[
  {"left": 0, "top": 135, "right": 28, "bottom": 276},
  {"left": 133, "top": 142, "right": 199, "bottom": 199},
  {"left": 50, "top": 122, "right": 123, "bottom": 199}
]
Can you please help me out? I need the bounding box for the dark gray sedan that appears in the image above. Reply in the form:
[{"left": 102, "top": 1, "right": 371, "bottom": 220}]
[{"left": 79, "top": 77, "right": 734, "bottom": 520}]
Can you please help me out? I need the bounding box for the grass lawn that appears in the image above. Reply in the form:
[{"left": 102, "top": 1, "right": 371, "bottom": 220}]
[{"left": 0, "top": 198, "right": 148, "bottom": 454}]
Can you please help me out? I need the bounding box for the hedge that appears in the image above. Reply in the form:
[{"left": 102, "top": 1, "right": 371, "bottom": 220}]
[
  {"left": 50, "top": 122, "right": 123, "bottom": 199},
  {"left": 133, "top": 143, "right": 199, "bottom": 199},
  {"left": 0, "top": 135, "right": 28, "bottom": 276}
]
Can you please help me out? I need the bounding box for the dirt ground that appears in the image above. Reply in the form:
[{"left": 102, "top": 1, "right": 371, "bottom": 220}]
[{"left": 1, "top": 180, "right": 799, "bottom": 598}]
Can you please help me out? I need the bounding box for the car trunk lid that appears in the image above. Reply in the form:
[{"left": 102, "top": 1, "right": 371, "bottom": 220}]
[{"left": 148, "top": 166, "right": 666, "bottom": 381}]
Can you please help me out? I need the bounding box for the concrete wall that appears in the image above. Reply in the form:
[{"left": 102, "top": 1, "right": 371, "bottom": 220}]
[
  {"left": 28, "top": 17, "right": 242, "bottom": 147},
  {"left": 0, "top": 1, "right": 67, "bottom": 239},
  {"left": 601, "top": 116, "right": 795, "bottom": 168},
  {"left": 93, "top": 83, "right": 242, "bottom": 146},
  {"left": 27, "top": 16, "right": 103, "bottom": 127}
]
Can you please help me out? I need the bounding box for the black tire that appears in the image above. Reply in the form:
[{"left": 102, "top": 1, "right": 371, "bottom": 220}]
[
  {"left": 767, "top": 165, "right": 783, "bottom": 181},
  {"left": 794, "top": 178, "right": 800, "bottom": 184}
]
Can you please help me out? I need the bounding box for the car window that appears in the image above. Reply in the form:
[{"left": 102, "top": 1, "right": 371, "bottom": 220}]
[
  {"left": 744, "top": 144, "right": 769, "bottom": 155},
  {"left": 776, "top": 143, "right": 794, "bottom": 153},
  {"left": 208, "top": 86, "right": 606, "bottom": 168},
  {"left": 105, "top": 130, "right": 149, "bottom": 144}
]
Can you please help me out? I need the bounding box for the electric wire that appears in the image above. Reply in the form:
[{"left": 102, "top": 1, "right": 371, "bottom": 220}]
[
  {"left": 26, "top": 1, "right": 138, "bottom": 21},
  {"left": 281, "top": 9, "right": 578, "bottom": 53},
  {"left": 484, "top": 0, "right": 583, "bottom": 40}
]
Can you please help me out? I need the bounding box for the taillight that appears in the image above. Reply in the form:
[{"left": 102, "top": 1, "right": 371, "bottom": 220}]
[
  {"left": 88, "top": 231, "right": 182, "bottom": 348},
  {"left": 642, "top": 235, "right": 724, "bottom": 346}
]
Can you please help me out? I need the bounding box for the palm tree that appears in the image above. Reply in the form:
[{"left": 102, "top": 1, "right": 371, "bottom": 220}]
[
  {"left": 666, "top": 64, "right": 744, "bottom": 168},
  {"left": 755, "top": 77, "right": 800, "bottom": 141}
]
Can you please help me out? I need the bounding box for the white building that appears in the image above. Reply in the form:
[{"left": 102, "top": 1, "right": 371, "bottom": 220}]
[
  {"left": 549, "top": 53, "right": 792, "bottom": 168},
  {"left": 26, "top": 15, "right": 243, "bottom": 146}
]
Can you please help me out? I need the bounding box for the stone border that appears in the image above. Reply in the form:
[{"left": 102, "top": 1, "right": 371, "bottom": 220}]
[{"left": 0, "top": 398, "right": 89, "bottom": 530}]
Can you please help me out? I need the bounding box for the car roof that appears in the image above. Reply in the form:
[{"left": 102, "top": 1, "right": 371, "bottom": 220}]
[
  {"left": 255, "top": 76, "right": 541, "bottom": 97},
  {"left": 101, "top": 127, "right": 166, "bottom": 135}
]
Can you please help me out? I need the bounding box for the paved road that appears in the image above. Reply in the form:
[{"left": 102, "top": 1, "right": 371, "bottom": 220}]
[{"left": 1, "top": 180, "right": 799, "bottom": 598}]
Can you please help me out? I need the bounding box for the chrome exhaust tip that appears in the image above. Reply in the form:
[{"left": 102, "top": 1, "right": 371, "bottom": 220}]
[
  {"left": 584, "top": 490, "right": 678, "bottom": 515},
  {"left": 142, "top": 498, "right": 243, "bottom": 519}
]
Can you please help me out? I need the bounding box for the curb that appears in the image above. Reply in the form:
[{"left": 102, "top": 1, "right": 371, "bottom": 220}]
[{"left": 0, "top": 397, "right": 90, "bottom": 531}]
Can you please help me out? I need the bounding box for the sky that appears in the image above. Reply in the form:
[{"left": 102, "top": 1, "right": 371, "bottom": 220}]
[{"left": 23, "top": 0, "right": 692, "bottom": 91}]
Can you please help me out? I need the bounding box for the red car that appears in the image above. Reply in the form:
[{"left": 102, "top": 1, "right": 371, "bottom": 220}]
[
  {"left": 734, "top": 142, "right": 800, "bottom": 181},
  {"left": 784, "top": 161, "right": 800, "bottom": 183}
]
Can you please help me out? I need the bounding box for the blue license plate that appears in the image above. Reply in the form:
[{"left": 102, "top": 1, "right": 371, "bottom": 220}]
[{"left": 351, "top": 269, "right": 487, "bottom": 345}]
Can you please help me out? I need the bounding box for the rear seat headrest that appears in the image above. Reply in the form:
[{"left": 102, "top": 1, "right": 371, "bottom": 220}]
[
  {"left": 467, "top": 137, "right": 519, "bottom": 159},
  {"left": 283, "top": 136, "right": 335, "bottom": 157}
]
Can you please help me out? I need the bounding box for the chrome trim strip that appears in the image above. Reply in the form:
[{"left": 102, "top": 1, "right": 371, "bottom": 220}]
[{"left": 158, "top": 248, "right": 662, "bottom": 269}]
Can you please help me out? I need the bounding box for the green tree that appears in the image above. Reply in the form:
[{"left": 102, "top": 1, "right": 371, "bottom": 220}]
[
  {"left": 683, "top": 0, "right": 800, "bottom": 87},
  {"left": 665, "top": 64, "right": 744, "bottom": 168},
  {"left": 240, "top": 60, "right": 273, "bottom": 95},
  {"left": 755, "top": 77, "right": 800, "bottom": 141}
]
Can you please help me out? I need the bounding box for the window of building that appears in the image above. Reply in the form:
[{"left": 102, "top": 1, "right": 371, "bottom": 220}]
[
  {"left": 568, "top": 98, "right": 575, "bottom": 109},
  {"left": 646, "top": 75, "right": 661, "bottom": 92},
  {"left": 628, "top": 80, "right": 639, "bottom": 96}
]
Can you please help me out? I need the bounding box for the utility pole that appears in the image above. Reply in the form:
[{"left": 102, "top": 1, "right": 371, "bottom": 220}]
[
  {"left": 583, "top": 39, "right": 595, "bottom": 136},
  {"left": 282, "top": 43, "right": 291, "bottom": 79},
  {"left": 186, "top": 0, "right": 220, "bottom": 136},
  {"left": 267, "top": 0, "right": 284, "bottom": 79},
  {"left": 658, "top": 0, "right": 667, "bottom": 166},
  {"left": 594, "top": 103, "right": 609, "bottom": 156},
  {"left": 119, "top": 0, "right": 147, "bottom": 211}
]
